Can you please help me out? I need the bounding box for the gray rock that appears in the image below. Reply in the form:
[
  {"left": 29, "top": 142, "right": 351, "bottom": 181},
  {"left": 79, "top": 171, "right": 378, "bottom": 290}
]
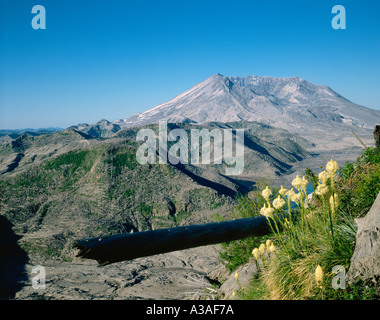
[
  {"left": 11, "top": 245, "right": 223, "bottom": 300},
  {"left": 219, "top": 261, "right": 261, "bottom": 299},
  {"left": 347, "top": 191, "right": 380, "bottom": 293}
]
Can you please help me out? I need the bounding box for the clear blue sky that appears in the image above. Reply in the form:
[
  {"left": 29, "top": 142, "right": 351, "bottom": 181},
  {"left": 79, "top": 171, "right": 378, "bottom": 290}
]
[{"left": 1, "top": 0, "right": 380, "bottom": 129}]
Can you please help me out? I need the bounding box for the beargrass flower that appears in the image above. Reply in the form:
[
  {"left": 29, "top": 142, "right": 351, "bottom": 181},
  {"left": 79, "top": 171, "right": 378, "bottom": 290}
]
[
  {"left": 290, "top": 191, "right": 301, "bottom": 203},
  {"left": 279, "top": 185, "right": 287, "bottom": 197},
  {"left": 269, "top": 244, "right": 276, "bottom": 253},
  {"left": 234, "top": 271, "right": 239, "bottom": 281},
  {"left": 286, "top": 188, "right": 296, "bottom": 199},
  {"left": 265, "top": 205, "right": 275, "bottom": 218},
  {"left": 326, "top": 159, "right": 339, "bottom": 173},
  {"left": 260, "top": 204, "right": 267, "bottom": 216},
  {"left": 330, "top": 193, "right": 339, "bottom": 215},
  {"left": 315, "top": 183, "right": 328, "bottom": 196},
  {"left": 318, "top": 170, "right": 330, "bottom": 184},
  {"left": 252, "top": 248, "right": 259, "bottom": 260},
  {"left": 300, "top": 176, "right": 308, "bottom": 190},
  {"left": 291, "top": 175, "right": 302, "bottom": 189},
  {"left": 259, "top": 243, "right": 266, "bottom": 256},
  {"left": 261, "top": 186, "right": 272, "bottom": 201},
  {"left": 273, "top": 195, "right": 286, "bottom": 209},
  {"left": 260, "top": 204, "right": 274, "bottom": 217},
  {"left": 315, "top": 265, "right": 324, "bottom": 285}
]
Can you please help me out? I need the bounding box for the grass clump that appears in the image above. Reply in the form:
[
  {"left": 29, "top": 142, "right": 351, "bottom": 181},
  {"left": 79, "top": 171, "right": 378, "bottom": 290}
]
[
  {"left": 217, "top": 184, "right": 276, "bottom": 272},
  {"left": 236, "top": 147, "right": 380, "bottom": 300}
]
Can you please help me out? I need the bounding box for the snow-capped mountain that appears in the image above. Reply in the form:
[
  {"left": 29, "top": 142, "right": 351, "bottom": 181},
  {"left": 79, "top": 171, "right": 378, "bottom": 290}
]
[{"left": 116, "top": 74, "right": 380, "bottom": 148}]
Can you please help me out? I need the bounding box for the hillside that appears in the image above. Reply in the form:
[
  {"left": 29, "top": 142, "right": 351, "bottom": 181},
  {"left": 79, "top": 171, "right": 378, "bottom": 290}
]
[{"left": 0, "top": 120, "right": 314, "bottom": 265}]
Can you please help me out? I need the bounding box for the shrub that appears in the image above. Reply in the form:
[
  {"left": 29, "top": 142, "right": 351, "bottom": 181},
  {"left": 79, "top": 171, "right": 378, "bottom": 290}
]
[{"left": 238, "top": 151, "right": 380, "bottom": 300}]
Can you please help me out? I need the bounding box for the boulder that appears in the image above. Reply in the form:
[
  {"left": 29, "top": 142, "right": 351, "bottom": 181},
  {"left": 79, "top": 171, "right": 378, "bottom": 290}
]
[
  {"left": 347, "top": 191, "right": 380, "bottom": 293},
  {"left": 219, "top": 260, "right": 262, "bottom": 299}
]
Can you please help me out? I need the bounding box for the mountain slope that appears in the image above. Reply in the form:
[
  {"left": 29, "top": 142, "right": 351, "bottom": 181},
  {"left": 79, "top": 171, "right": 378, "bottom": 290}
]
[
  {"left": 69, "top": 119, "right": 121, "bottom": 138},
  {"left": 114, "top": 121, "right": 313, "bottom": 178},
  {"left": 0, "top": 138, "right": 237, "bottom": 262},
  {"left": 117, "top": 74, "right": 380, "bottom": 149},
  {"left": 0, "top": 129, "right": 102, "bottom": 175}
]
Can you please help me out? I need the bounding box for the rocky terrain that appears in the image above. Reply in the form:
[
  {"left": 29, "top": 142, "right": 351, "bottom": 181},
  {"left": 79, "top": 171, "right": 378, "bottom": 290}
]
[{"left": 0, "top": 120, "right": 317, "bottom": 300}]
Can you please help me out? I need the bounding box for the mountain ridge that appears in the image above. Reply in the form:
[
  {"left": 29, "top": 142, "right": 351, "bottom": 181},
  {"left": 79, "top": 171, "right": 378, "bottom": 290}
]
[{"left": 114, "top": 74, "right": 380, "bottom": 149}]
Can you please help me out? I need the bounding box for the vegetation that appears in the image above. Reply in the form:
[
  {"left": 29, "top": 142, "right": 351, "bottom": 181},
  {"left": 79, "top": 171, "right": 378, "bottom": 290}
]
[
  {"left": 217, "top": 183, "right": 277, "bottom": 272},
  {"left": 226, "top": 147, "right": 380, "bottom": 300},
  {"left": 0, "top": 139, "right": 234, "bottom": 262}
]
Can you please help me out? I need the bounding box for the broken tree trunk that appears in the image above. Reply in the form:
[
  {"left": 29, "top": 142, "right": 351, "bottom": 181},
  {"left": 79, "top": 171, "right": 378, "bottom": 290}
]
[{"left": 74, "top": 215, "right": 280, "bottom": 266}]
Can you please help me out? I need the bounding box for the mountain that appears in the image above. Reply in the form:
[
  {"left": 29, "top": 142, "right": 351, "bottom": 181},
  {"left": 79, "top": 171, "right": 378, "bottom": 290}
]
[
  {"left": 0, "top": 127, "right": 63, "bottom": 143},
  {"left": 0, "top": 129, "right": 103, "bottom": 175},
  {"left": 116, "top": 74, "right": 380, "bottom": 149},
  {"left": 69, "top": 119, "right": 121, "bottom": 138},
  {"left": 115, "top": 121, "right": 313, "bottom": 179},
  {"left": 0, "top": 118, "right": 316, "bottom": 272}
]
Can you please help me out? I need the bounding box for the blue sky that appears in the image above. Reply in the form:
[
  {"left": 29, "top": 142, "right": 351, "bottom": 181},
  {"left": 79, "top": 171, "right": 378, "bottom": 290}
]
[{"left": 1, "top": 0, "right": 380, "bottom": 129}]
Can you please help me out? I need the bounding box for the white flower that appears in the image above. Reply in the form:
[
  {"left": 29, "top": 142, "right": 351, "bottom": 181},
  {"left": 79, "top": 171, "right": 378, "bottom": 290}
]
[
  {"left": 259, "top": 243, "right": 266, "bottom": 256},
  {"left": 252, "top": 248, "right": 259, "bottom": 260},
  {"left": 326, "top": 159, "right": 339, "bottom": 173},
  {"left": 318, "top": 170, "right": 330, "bottom": 184},
  {"left": 286, "top": 188, "right": 296, "bottom": 199},
  {"left": 273, "top": 195, "right": 286, "bottom": 209},
  {"left": 279, "top": 185, "right": 287, "bottom": 197},
  {"left": 330, "top": 193, "right": 339, "bottom": 214},
  {"left": 266, "top": 239, "right": 272, "bottom": 250},
  {"left": 291, "top": 175, "right": 302, "bottom": 189},
  {"left": 269, "top": 244, "right": 276, "bottom": 253},
  {"left": 300, "top": 176, "right": 308, "bottom": 190},
  {"left": 265, "top": 205, "right": 275, "bottom": 218},
  {"left": 290, "top": 191, "right": 301, "bottom": 203},
  {"left": 260, "top": 203, "right": 275, "bottom": 218},
  {"left": 260, "top": 204, "right": 267, "bottom": 216},
  {"left": 261, "top": 186, "right": 272, "bottom": 200},
  {"left": 315, "top": 183, "right": 328, "bottom": 196}
]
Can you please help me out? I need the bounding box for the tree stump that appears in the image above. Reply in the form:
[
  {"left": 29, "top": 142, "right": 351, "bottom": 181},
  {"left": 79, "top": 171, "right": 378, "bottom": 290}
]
[{"left": 374, "top": 125, "right": 380, "bottom": 148}]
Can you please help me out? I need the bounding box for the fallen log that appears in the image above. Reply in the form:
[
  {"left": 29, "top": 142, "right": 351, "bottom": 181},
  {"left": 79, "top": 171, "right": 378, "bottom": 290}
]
[{"left": 74, "top": 215, "right": 279, "bottom": 266}]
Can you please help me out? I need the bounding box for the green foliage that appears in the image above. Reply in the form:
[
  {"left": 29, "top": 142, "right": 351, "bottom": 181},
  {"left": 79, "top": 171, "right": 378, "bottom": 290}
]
[
  {"left": 236, "top": 275, "right": 267, "bottom": 300},
  {"left": 305, "top": 167, "right": 319, "bottom": 190},
  {"left": 217, "top": 193, "right": 271, "bottom": 272},
  {"left": 105, "top": 149, "right": 138, "bottom": 176},
  {"left": 337, "top": 147, "right": 380, "bottom": 218},
  {"left": 308, "top": 277, "right": 379, "bottom": 300},
  {"left": 362, "top": 146, "right": 380, "bottom": 164},
  {"left": 138, "top": 203, "right": 153, "bottom": 216},
  {"left": 236, "top": 148, "right": 380, "bottom": 300}
]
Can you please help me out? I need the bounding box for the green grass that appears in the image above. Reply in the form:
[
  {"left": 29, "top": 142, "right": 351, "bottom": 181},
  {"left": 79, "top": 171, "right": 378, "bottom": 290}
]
[
  {"left": 230, "top": 147, "right": 380, "bottom": 300},
  {"left": 216, "top": 192, "right": 272, "bottom": 272}
]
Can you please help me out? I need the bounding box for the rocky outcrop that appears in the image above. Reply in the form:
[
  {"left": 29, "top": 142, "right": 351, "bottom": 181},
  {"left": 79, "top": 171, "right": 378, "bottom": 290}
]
[
  {"left": 11, "top": 245, "right": 224, "bottom": 300},
  {"left": 219, "top": 262, "right": 260, "bottom": 299},
  {"left": 347, "top": 191, "right": 380, "bottom": 293}
]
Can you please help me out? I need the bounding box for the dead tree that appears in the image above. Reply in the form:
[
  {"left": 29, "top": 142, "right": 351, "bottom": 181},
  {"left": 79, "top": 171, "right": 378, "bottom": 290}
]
[
  {"left": 74, "top": 214, "right": 285, "bottom": 266},
  {"left": 374, "top": 125, "right": 380, "bottom": 148}
]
